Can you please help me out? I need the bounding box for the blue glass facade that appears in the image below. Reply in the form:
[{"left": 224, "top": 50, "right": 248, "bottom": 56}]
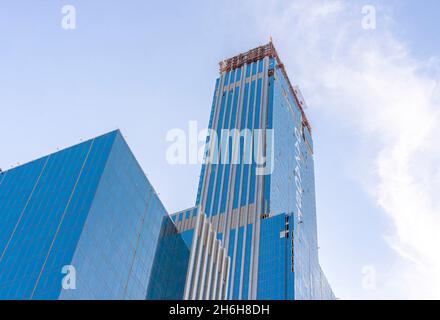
[
  {"left": 187, "top": 42, "right": 335, "bottom": 300},
  {"left": 258, "top": 214, "right": 293, "bottom": 300},
  {"left": 146, "top": 216, "right": 190, "bottom": 300},
  {"left": 0, "top": 42, "right": 334, "bottom": 301},
  {"left": 0, "top": 130, "right": 187, "bottom": 300}
]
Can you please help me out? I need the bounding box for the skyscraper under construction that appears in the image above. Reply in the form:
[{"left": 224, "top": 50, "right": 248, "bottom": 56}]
[{"left": 172, "top": 42, "right": 334, "bottom": 300}]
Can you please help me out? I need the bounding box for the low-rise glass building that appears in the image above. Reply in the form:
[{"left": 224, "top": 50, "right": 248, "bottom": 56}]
[{"left": 0, "top": 130, "right": 182, "bottom": 299}]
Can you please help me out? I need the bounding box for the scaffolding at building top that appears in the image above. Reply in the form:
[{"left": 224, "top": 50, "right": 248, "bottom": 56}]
[{"left": 219, "top": 41, "right": 312, "bottom": 134}]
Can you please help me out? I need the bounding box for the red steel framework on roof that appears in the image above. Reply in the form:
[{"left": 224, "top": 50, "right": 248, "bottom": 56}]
[{"left": 219, "top": 41, "right": 312, "bottom": 134}]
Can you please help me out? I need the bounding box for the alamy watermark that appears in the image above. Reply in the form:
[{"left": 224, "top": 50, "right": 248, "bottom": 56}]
[
  {"left": 61, "top": 5, "right": 76, "bottom": 30},
  {"left": 166, "top": 121, "right": 275, "bottom": 175},
  {"left": 61, "top": 265, "right": 76, "bottom": 290},
  {"left": 361, "top": 265, "right": 377, "bottom": 290},
  {"left": 361, "top": 5, "right": 376, "bottom": 30}
]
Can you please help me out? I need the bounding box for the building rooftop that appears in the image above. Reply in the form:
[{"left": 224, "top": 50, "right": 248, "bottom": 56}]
[{"left": 219, "top": 41, "right": 312, "bottom": 134}]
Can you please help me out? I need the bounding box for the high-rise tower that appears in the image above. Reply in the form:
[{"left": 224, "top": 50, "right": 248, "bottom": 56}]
[{"left": 173, "top": 42, "right": 334, "bottom": 300}]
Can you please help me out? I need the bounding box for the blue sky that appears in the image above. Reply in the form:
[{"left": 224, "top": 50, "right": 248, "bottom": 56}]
[{"left": 1, "top": 1, "right": 439, "bottom": 299}]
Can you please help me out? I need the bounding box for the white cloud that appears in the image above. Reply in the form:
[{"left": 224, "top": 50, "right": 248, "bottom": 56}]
[{"left": 250, "top": 0, "right": 440, "bottom": 299}]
